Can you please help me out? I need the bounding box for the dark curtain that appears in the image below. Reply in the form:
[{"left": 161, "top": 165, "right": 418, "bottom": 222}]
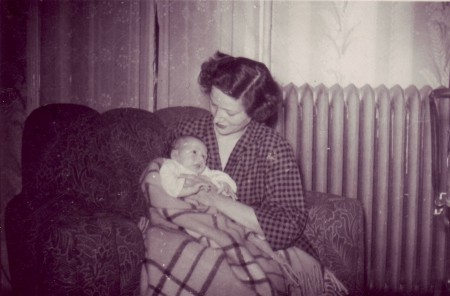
[
  {"left": 37, "top": 0, "right": 156, "bottom": 112},
  {"left": 1, "top": 2, "right": 156, "bottom": 293}
]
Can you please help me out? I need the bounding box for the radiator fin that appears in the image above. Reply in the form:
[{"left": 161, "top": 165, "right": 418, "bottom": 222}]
[{"left": 281, "top": 83, "right": 446, "bottom": 294}]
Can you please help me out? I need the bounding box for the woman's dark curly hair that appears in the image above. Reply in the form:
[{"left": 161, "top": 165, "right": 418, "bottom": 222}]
[{"left": 198, "top": 51, "right": 282, "bottom": 123}]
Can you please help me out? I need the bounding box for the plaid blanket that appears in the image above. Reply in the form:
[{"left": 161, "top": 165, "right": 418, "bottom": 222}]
[
  {"left": 140, "top": 203, "right": 348, "bottom": 296},
  {"left": 139, "top": 160, "right": 347, "bottom": 296}
]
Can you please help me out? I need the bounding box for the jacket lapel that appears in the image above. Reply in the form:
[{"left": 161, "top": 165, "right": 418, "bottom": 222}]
[
  {"left": 202, "top": 116, "right": 223, "bottom": 171},
  {"left": 224, "top": 120, "right": 259, "bottom": 174}
]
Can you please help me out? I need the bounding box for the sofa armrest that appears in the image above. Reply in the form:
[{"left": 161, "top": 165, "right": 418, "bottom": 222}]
[
  {"left": 36, "top": 213, "right": 143, "bottom": 296},
  {"left": 303, "top": 190, "right": 365, "bottom": 295},
  {"left": 6, "top": 195, "right": 144, "bottom": 296}
]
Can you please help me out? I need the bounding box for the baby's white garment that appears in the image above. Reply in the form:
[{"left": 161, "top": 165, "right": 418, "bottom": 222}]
[
  {"left": 201, "top": 166, "right": 237, "bottom": 193},
  {"left": 159, "top": 158, "right": 237, "bottom": 198}
]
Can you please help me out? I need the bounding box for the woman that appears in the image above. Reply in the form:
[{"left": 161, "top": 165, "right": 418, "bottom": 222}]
[{"left": 140, "top": 52, "right": 347, "bottom": 296}]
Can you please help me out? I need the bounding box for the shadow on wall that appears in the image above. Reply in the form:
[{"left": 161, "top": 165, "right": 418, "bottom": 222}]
[{"left": 1, "top": 1, "right": 28, "bottom": 292}]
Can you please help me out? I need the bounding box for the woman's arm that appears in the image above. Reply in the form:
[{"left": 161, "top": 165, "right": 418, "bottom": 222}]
[
  {"left": 187, "top": 190, "right": 265, "bottom": 236},
  {"left": 254, "top": 143, "right": 307, "bottom": 250}
]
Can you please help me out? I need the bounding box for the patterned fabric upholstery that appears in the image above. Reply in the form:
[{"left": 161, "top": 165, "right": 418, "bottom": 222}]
[
  {"left": 6, "top": 104, "right": 101, "bottom": 296},
  {"left": 6, "top": 104, "right": 364, "bottom": 296},
  {"left": 6, "top": 104, "right": 165, "bottom": 296},
  {"left": 78, "top": 108, "right": 166, "bottom": 218},
  {"left": 21, "top": 104, "right": 100, "bottom": 210},
  {"left": 36, "top": 212, "right": 143, "bottom": 296},
  {"left": 304, "top": 191, "right": 365, "bottom": 295}
]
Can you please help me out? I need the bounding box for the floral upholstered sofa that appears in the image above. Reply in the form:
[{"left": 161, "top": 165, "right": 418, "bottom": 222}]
[{"left": 5, "top": 103, "right": 365, "bottom": 295}]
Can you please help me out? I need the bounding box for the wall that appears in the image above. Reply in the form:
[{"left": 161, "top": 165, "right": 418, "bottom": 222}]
[{"left": 157, "top": 1, "right": 450, "bottom": 108}]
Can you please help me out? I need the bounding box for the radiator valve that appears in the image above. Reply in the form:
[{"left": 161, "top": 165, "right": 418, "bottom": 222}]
[
  {"left": 434, "top": 192, "right": 450, "bottom": 227},
  {"left": 434, "top": 192, "right": 449, "bottom": 213}
]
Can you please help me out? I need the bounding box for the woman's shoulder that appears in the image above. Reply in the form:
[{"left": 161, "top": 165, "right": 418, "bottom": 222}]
[
  {"left": 249, "top": 123, "right": 298, "bottom": 164},
  {"left": 252, "top": 121, "right": 290, "bottom": 148}
]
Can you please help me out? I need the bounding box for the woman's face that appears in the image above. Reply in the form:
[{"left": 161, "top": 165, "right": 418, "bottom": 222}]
[{"left": 209, "top": 87, "right": 251, "bottom": 136}]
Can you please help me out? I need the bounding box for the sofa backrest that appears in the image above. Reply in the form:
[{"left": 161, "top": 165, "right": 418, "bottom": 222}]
[
  {"left": 88, "top": 108, "right": 166, "bottom": 218},
  {"left": 17, "top": 104, "right": 167, "bottom": 219},
  {"left": 18, "top": 104, "right": 99, "bottom": 217},
  {"left": 154, "top": 106, "right": 209, "bottom": 129}
]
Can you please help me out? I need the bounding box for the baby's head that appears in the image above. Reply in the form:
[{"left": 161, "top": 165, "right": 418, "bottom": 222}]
[{"left": 170, "top": 135, "right": 208, "bottom": 174}]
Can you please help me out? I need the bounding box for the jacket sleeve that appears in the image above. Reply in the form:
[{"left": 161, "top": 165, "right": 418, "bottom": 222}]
[{"left": 253, "top": 142, "right": 307, "bottom": 251}]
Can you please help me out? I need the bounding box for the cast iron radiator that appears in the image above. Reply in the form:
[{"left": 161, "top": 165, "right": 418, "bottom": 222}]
[{"left": 277, "top": 83, "right": 448, "bottom": 294}]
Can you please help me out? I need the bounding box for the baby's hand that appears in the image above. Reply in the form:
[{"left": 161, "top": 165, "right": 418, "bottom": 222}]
[{"left": 179, "top": 174, "right": 213, "bottom": 196}]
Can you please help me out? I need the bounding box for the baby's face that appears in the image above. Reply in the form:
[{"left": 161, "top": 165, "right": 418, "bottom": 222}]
[{"left": 173, "top": 138, "right": 208, "bottom": 174}]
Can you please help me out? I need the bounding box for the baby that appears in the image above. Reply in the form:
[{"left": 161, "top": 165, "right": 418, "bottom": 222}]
[{"left": 160, "top": 135, "right": 237, "bottom": 200}]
